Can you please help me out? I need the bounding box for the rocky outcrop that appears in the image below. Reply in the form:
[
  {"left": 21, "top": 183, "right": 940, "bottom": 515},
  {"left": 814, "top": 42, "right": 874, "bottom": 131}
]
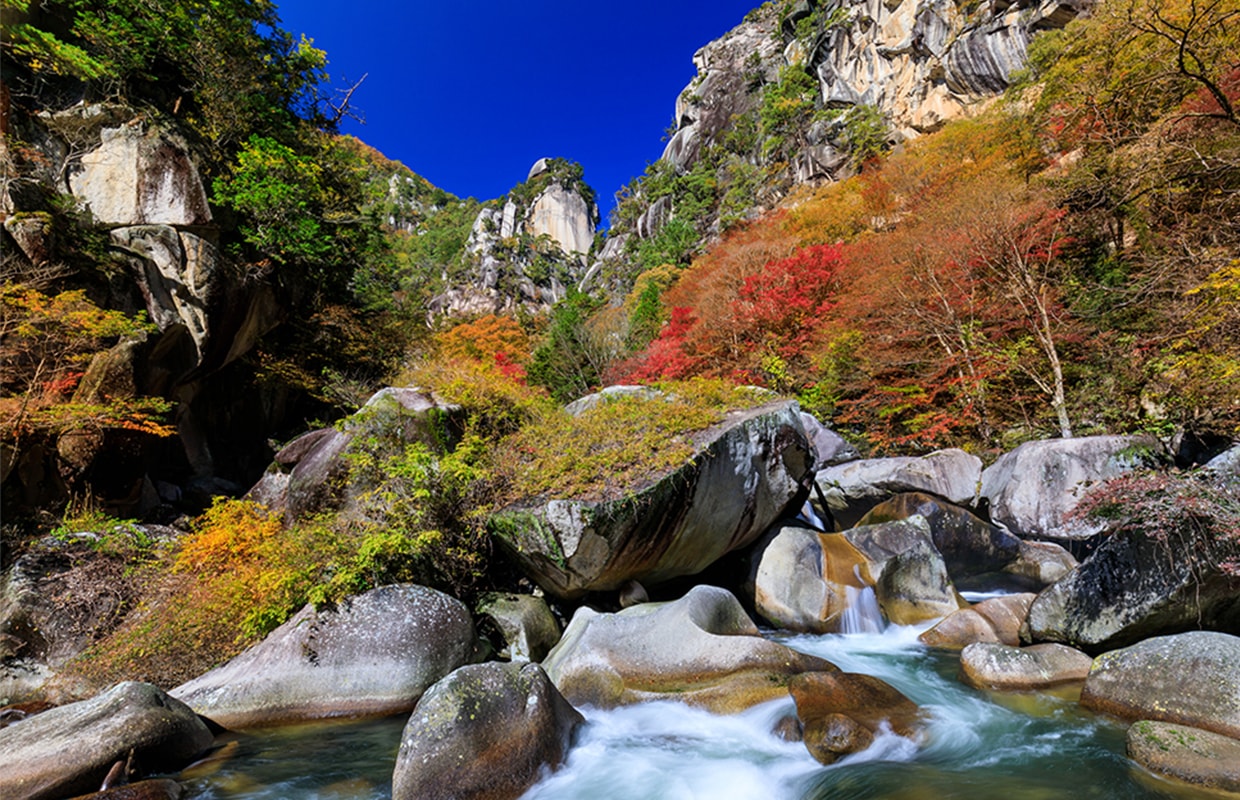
[
  {"left": 0, "top": 681, "right": 212, "bottom": 800},
  {"left": 1080, "top": 632, "right": 1240, "bottom": 739},
  {"left": 171, "top": 584, "right": 476, "bottom": 729},
  {"left": 789, "top": 670, "right": 921, "bottom": 765},
  {"left": 816, "top": 449, "right": 981, "bottom": 528},
  {"left": 856, "top": 492, "right": 1020, "bottom": 580},
  {"left": 476, "top": 594, "right": 561, "bottom": 663},
  {"left": 1024, "top": 525, "right": 1240, "bottom": 651},
  {"left": 392, "top": 662, "right": 583, "bottom": 800},
  {"left": 1126, "top": 721, "right": 1240, "bottom": 794},
  {"left": 436, "top": 159, "right": 598, "bottom": 317},
  {"left": 490, "top": 399, "right": 812, "bottom": 598},
  {"left": 959, "top": 642, "right": 1092, "bottom": 691},
  {"left": 541, "top": 585, "right": 835, "bottom": 713},
  {"left": 978, "top": 435, "right": 1166, "bottom": 543},
  {"left": 747, "top": 523, "right": 877, "bottom": 633}
]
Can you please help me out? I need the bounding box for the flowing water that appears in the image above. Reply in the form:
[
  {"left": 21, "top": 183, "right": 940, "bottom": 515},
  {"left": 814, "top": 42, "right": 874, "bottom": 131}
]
[{"left": 178, "top": 625, "right": 1220, "bottom": 800}]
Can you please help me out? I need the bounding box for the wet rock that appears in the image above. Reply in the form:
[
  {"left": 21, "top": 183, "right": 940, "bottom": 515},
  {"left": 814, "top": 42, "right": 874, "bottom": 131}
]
[
  {"left": 1080, "top": 631, "right": 1240, "bottom": 739},
  {"left": 392, "top": 662, "right": 583, "bottom": 800},
  {"left": 491, "top": 399, "right": 812, "bottom": 599},
  {"left": 959, "top": 642, "right": 1092, "bottom": 691},
  {"left": 70, "top": 779, "right": 184, "bottom": 800},
  {"left": 0, "top": 681, "right": 211, "bottom": 800},
  {"left": 542, "top": 585, "right": 835, "bottom": 713},
  {"left": 477, "top": 593, "right": 561, "bottom": 663},
  {"left": 979, "top": 435, "right": 1166, "bottom": 542},
  {"left": 171, "top": 584, "right": 476, "bottom": 729},
  {"left": 1025, "top": 524, "right": 1240, "bottom": 651},
  {"left": 789, "top": 671, "right": 921, "bottom": 765},
  {"left": 747, "top": 523, "right": 877, "bottom": 633},
  {"left": 1126, "top": 720, "right": 1240, "bottom": 793},
  {"left": 856, "top": 492, "right": 1020, "bottom": 580},
  {"left": 816, "top": 449, "right": 981, "bottom": 528}
]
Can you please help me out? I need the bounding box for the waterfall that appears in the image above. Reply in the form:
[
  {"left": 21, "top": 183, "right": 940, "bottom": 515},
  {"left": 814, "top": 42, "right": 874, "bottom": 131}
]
[
  {"left": 798, "top": 499, "right": 827, "bottom": 531},
  {"left": 840, "top": 581, "right": 884, "bottom": 635}
]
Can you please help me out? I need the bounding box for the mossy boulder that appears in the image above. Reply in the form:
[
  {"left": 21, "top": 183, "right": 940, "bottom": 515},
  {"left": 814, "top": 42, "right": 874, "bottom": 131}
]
[
  {"left": 1126, "top": 720, "right": 1240, "bottom": 793},
  {"left": 541, "top": 585, "right": 834, "bottom": 713},
  {"left": 490, "top": 399, "right": 812, "bottom": 598},
  {"left": 1080, "top": 631, "right": 1240, "bottom": 739}
]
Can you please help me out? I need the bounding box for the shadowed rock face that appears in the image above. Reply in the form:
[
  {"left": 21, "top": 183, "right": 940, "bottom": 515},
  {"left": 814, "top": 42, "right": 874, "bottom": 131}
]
[
  {"left": 490, "top": 399, "right": 813, "bottom": 599},
  {"left": 171, "top": 584, "right": 476, "bottom": 730},
  {"left": 542, "top": 585, "right": 836, "bottom": 713},
  {"left": 0, "top": 681, "right": 212, "bottom": 800},
  {"left": 392, "top": 662, "right": 583, "bottom": 800}
]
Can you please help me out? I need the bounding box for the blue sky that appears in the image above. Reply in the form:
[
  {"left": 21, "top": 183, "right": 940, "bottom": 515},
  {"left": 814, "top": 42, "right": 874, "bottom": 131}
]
[{"left": 278, "top": 0, "right": 760, "bottom": 224}]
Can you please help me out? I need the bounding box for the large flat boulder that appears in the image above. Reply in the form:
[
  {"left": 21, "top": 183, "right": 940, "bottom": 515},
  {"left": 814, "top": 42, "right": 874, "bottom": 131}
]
[
  {"left": 1025, "top": 525, "right": 1240, "bottom": 651},
  {"left": 978, "top": 435, "right": 1166, "bottom": 542},
  {"left": 0, "top": 681, "right": 211, "bottom": 800},
  {"left": 746, "top": 523, "right": 877, "bottom": 633},
  {"left": 171, "top": 584, "right": 476, "bottom": 729},
  {"left": 815, "top": 449, "right": 981, "bottom": 528},
  {"left": 490, "top": 400, "right": 813, "bottom": 598},
  {"left": 392, "top": 662, "right": 583, "bottom": 800},
  {"left": 959, "top": 642, "right": 1092, "bottom": 691},
  {"left": 541, "top": 585, "right": 834, "bottom": 713},
  {"left": 1081, "top": 632, "right": 1240, "bottom": 739}
]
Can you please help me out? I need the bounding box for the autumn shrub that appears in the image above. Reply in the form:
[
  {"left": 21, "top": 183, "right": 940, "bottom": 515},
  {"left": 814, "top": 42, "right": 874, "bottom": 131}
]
[{"left": 1074, "top": 469, "right": 1240, "bottom": 577}]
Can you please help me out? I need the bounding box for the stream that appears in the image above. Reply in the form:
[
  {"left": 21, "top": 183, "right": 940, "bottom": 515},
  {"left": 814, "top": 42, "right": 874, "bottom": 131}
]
[{"left": 178, "top": 623, "right": 1217, "bottom": 800}]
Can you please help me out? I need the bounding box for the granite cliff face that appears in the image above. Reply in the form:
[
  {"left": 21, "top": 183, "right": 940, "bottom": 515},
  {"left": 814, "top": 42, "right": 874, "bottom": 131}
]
[
  {"left": 434, "top": 158, "right": 599, "bottom": 317},
  {"left": 604, "top": 0, "right": 1094, "bottom": 266}
]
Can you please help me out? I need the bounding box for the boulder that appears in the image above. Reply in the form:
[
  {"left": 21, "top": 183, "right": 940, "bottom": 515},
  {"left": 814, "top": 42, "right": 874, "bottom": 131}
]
[
  {"left": 0, "top": 681, "right": 211, "bottom": 800},
  {"left": 70, "top": 779, "right": 184, "bottom": 800},
  {"left": 256, "top": 388, "right": 464, "bottom": 521},
  {"left": 1025, "top": 525, "right": 1240, "bottom": 651},
  {"left": 1126, "top": 721, "right": 1240, "bottom": 793},
  {"left": 874, "top": 537, "right": 965, "bottom": 625},
  {"left": 800, "top": 412, "right": 860, "bottom": 468},
  {"left": 476, "top": 593, "right": 561, "bottom": 662},
  {"left": 978, "top": 435, "right": 1166, "bottom": 542},
  {"left": 959, "top": 642, "right": 1092, "bottom": 691},
  {"left": 563, "top": 385, "right": 662, "bottom": 417},
  {"left": 747, "top": 523, "right": 877, "bottom": 633},
  {"left": 816, "top": 449, "right": 982, "bottom": 528},
  {"left": 919, "top": 593, "right": 1035, "bottom": 649},
  {"left": 490, "top": 399, "right": 813, "bottom": 599},
  {"left": 789, "top": 671, "right": 921, "bottom": 765},
  {"left": 1002, "top": 540, "right": 1077, "bottom": 588},
  {"left": 171, "top": 584, "right": 476, "bottom": 729},
  {"left": 1080, "top": 632, "right": 1240, "bottom": 739},
  {"left": 856, "top": 492, "right": 1021, "bottom": 580},
  {"left": 392, "top": 662, "right": 583, "bottom": 800},
  {"left": 541, "top": 585, "right": 835, "bottom": 713}
]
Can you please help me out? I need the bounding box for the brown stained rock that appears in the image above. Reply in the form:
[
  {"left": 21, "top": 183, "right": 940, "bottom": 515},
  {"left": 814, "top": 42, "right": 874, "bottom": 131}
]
[
  {"left": 1126, "top": 721, "right": 1240, "bottom": 793},
  {"left": 918, "top": 609, "right": 1002, "bottom": 650},
  {"left": 973, "top": 593, "right": 1036, "bottom": 645},
  {"left": 789, "top": 671, "right": 921, "bottom": 765},
  {"left": 1003, "top": 540, "right": 1077, "bottom": 588},
  {"left": 748, "top": 524, "right": 877, "bottom": 633},
  {"left": 70, "top": 779, "right": 184, "bottom": 800}
]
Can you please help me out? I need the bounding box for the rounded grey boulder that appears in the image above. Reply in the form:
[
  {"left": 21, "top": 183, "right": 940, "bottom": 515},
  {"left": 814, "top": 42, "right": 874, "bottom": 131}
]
[
  {"left": 172, "top": 584, "right": 476, "bottom": 729},
  {"left": 392, "top": 662, "right": 583, "bottom": 800},
  {"left": 0, "top": 681, "right": 211, "bottom": 800}
]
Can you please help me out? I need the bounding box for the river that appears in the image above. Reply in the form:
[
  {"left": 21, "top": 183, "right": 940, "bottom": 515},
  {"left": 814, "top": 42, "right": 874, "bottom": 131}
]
[{"left": 178, "top": 621, "right": 1217, "bottom": 800}]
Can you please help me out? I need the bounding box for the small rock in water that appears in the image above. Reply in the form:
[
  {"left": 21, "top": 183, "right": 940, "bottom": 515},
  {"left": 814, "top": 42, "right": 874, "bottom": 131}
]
[{"left": 789, "top": 671, "right": 921, "bottom": 765}]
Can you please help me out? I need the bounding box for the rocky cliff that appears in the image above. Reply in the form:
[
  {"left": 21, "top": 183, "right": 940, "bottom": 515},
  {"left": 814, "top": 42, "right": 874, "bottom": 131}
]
[{"left": 433, "top": 158, "right": 599, "bottom": 317}]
